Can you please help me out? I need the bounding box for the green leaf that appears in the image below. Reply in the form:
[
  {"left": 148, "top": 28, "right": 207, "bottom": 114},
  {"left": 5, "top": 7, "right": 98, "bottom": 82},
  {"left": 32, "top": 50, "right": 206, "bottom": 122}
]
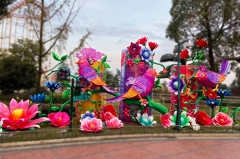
[
  {"left": 45, "top": 96, "right": 51, "bottom": 102},
  {"left": 60, "top": 54, "right": 68, "bottom": 61},
  {"left": 40, "top": 113, "right": 47, "bottom": 117},
  {"left": 87, "top": 91, "right": 92, "bottom": 96},
  {"left": 29, "top": 127, "right": 35, "bottom": 131},
  {"left": 52, "top": 52, "right": 61, "bottom": 61},
  {"left": 89, "top": 107, "right": 94, "bottom": 113},
  {"left": 62, "top": 89, "right": 71, "bottom": 98},
  {"left": 51, "top": 106, "right": 59, "bottom": 112},
  {"left": 221, "top": 107, "right": 229, "bottom": 113},
  {"left": 102, "top": 55, "right": 107, "bottom": 63},
  {"left": 183, "top": 102, "right": 190, "bottom": 105},
  {"left": 63, "top": 81, "right": 71, "bottom": 87},
  {"left": 103, "top": 63, "right": 111, "bottom": 68},
  {"left": 133, "top": 58, "right": 141, "bottom": 63}
]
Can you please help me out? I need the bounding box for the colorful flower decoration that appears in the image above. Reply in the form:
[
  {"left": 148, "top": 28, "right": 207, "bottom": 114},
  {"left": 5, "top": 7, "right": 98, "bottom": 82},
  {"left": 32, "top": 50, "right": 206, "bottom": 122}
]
[
  {"left": 160, "top": 113, "right": 173, "bottom": 128},
  {"left": 76, "top": 47, "right": 105, "bottom": 62},
  {"left": 217, "top": 89, "right": 231, "bottom": 98},
  {"left": 136, "top": 113, "right": 157, "bottom": 126},
  {"left": 170, "top": 111, "right": 191, "bottom": 127},
  {"left": 168, "top": 76, "right": 185, "bottom": 95},
  {"left": 206, "top": 98, "right": 220, "bottom": 108},
  {"left": 123, "top": 108, "right": 130, "bottom": 117},
  {"left": 138, "top": 36, "right": 148, "bottom": 46},
  {"left": 148, "top": 41, "right": 159, "bottom": 51},
  {"left": 48, "top": 112, "right": 70, "bottom": 128},
  {"left": 102, "top": 112, "right": 115, "bottom": 121},
  {"left": 100, "top": 104, "right": 117, "bottom": 121},
  {"left": 179, "top": 49, "right": 189, "bottom": 59},
  {"left": 140, "top": 98, "right": 148, "bottom": 107},
  {"left": 126, "top": 59, "right": 134, "bottom": 67},
  {"left": 45, "top": 81, "right": 61, "bottom": 92},
  {"left": 212, "top": 112, "right": 233, "bottom": 126},
  {"left": 203, "top": 89, "right": 217, "bottom": 99},
  {"left": 195, "top": 111, "right": 213, "bottom": 126},
  {"left": 105, "top": 117, "right": 123, "bottom": 129},
  {"left": 80, "top": 118, "right": 102, "bottom": 132},
  {"left": 190, "top": 118, "right": 200, "bottom": 131},
  {"left": 58, "top": 67, "right": 70, "bottom": 80},
  {"left": 73, "top": 92, "right": 91, "bottom": 102},
  {"left": 127, "top": 42, "right": 141, "bottom": 57},
  {"left": 30, "top": 93, "right": 45, "bottom": 103},
  {"left": 76, "top": 76, "right": 89, "bottom": 88},
  {"left": 195, "top": 39, "right": 208, "bottom": 48},
  {"left": 0, "top": 99, "right": 49, "bottom": 130},
  {"left": 140, "top": 48, "right": 152, "bottom": 62},
  {"left": 80, "top": 111, "right": 95, "bottom": 122}
]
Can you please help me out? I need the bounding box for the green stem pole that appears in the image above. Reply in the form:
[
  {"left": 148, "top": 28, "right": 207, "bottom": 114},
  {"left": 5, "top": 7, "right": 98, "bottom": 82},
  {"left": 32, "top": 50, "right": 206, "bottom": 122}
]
[
  {"left": 175, "top": 39, "right": 189, "bottom": 131},
  {"left": 219, "top": 97, "right": 223, "bottom": 112},
  {"left": 48, "top": 92, "right": 54, "bottom": 114},
  {"left": 69, "top": 78, "right": 74, "bottom": 131}
]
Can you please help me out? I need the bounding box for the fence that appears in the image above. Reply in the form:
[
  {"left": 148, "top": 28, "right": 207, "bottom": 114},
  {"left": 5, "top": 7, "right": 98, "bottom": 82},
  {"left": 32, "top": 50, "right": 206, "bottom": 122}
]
[{"left": 1, "top": 125, "right": 240, "bottom": 144}]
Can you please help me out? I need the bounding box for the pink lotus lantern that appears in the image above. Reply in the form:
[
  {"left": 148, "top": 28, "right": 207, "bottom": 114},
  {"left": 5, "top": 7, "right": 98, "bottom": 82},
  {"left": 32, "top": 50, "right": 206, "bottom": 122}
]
[
  {"left": 105, "top": 117, "right": 123, "bottom": 129},
  {"left": 80, "top": 118, "right": 103, "bottom": 132},
  {"left": 0, "top": 99, "right": 49, "bottom": 130},
  {"left": 48, "top": 112, "right": 70, "bottom": 128}
]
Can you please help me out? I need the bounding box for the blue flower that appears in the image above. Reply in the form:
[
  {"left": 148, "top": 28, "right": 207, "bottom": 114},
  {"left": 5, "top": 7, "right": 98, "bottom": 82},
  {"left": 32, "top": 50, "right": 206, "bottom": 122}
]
[
  {"left": 206, "top": 99, "right": 220, "bottom": 108},
  {"left": 80, "top": 111, "right": 95, "bottom": 122},
  {"left": 167, "top": 76, "right": 185, "bottom": 95},
  {"left": 30, "top": 93, "right": 45, "bottom": 103},
  {"left": 140, "top": 48, "right": 152, "bottom": 62},
  {"left": 217, "top": 89, "right": 231, "bottom": 98},
  {"left": 45, "top": 81, "right": 61, "bottom": 92}
]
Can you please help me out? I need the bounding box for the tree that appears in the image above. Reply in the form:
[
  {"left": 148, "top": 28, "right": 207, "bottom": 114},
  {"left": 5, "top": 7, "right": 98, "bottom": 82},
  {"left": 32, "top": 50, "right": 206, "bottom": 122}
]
[
  {"left": 106, "top": 69, "right": 120, "bottom": 89},
  {"left": 0, "top": 56, "right": 37, "bottom": 95},
  {"left": 9, "top": 39, "right": 44, "bottom": 65},
  {"left": 26, "top": 0, "right": 91, "bottom": 93},
  {"left": 0, "top": 0, "right": 15, "bottom": 16},
  {"left": 166, "top": 0, "right": 240, "bottom": 72}
]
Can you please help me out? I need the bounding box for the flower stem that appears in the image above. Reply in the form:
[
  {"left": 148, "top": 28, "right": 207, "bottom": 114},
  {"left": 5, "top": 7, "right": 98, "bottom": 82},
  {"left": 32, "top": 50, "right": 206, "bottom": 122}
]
[
  {"left": 38, "top": 103, "right": 42, "bottom": 118},
  {"left": 219, "top": 97, "right": 223, "bottom": 112},
  {"left": 59, "top": 100, "right": 71, "bottom": 112},
  {"left": 48, "top": 92, "right": 54, "bottom": 114},
  {"left": 211, "top": 107, "right": 215, "bottom": 118}
]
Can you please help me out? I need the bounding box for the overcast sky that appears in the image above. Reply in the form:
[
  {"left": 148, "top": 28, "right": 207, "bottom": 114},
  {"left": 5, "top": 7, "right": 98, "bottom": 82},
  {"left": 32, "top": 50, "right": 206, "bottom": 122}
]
[{"left": 58, "top": 0, "right": 234, "bottom": 85}]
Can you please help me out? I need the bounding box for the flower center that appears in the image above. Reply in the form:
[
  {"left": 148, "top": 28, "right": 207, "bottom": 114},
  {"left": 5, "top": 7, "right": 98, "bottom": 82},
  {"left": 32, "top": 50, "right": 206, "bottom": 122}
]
[
  {"left": 10, "top": 109, "right": 24, "bottom": 120},
  {"left": 90, "top": 123, "right": 95, "bottom": 128},
  {"left": 58, "top": 117, "right": 62, "bottom": 122},
  {"left": 143, "top": 51, "right": 149, "bottom": 57},
  {"left": 173, "top": 81, "right": 178, "bottom": 89},
  {"left": 220, "top": 118, "right": 225, "bottom": 122}
]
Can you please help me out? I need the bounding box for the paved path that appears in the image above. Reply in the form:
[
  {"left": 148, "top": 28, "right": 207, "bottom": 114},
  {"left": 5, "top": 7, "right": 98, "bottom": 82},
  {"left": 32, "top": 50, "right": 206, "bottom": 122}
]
[{"left": 1, "top": 138, "right": 240, "bottom": 159}]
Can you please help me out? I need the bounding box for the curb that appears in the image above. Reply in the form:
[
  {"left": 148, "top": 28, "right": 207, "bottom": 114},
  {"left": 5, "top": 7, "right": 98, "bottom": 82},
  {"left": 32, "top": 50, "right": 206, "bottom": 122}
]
[{"left": 1, "top": 133, "right": 240, "bottom": 151}]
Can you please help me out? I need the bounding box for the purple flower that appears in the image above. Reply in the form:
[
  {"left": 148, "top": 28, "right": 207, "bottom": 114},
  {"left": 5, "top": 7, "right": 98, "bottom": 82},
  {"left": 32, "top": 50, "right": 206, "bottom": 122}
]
[
  {"left": 76, "top": 47, "right": 105, "bottom": 62},
  {"left": 168, "top": 76, "right": 185, "bottom": 95}
]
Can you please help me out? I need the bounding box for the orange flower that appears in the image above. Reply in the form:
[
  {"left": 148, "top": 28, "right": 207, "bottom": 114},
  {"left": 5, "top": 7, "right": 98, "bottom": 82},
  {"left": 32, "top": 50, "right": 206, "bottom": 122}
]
[{"left": 180, "top": 49, "right": 189, "bottom": 59}]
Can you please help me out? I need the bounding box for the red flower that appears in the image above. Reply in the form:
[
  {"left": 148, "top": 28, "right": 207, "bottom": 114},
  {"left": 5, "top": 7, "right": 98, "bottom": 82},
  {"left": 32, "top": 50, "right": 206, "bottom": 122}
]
[
  {"left": 100, "top": 104, "right": 117, "bottom": 121},
  {"left": 195, "top": 39, "right": 208, "bottom": 48},
  {"left": 126, "top": 59, "right": 134, "bottom": 67},
  {"left": 204, "top": 89, "right": 217, "bottom": 99},
  {"left": 121, "top": 52, "right": 127, "bottom": 66},
  {"left": 148, "top": 42, "right": 159, "bottom": 51},
  {"left": 138, "top": 61, "right": 145, "bottom": 70},
  {"left": 123, "top": 108, "right": 130, "bottom": 117},
  {"left": 127, "top": 42, "right": 141, "bottom": 57},
  {"left": 180, "top": 49, "right": 189, "bottom": 59},
  {"left": 195, "top": 111, "right": 213, "bottom": 126},
  {"left": 138, "top": 36, "right": 148, "bottom": 45}
]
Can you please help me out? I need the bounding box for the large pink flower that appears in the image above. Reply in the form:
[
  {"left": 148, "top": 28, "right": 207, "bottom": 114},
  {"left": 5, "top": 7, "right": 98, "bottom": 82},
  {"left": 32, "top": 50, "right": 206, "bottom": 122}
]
[
  {"left": 76, "top": 47, "right": 105, "bottom": 62},
  {"left": 212, "top": 112, "right": 233, "bottom": 127},
  {"left": 160, "top": 113, "right": 173, "bottom": 128},
  {"left": 48, "top": 112, "right": 70, "bottom": 128},
  {"left": 80, "top": 118, "right": 102, "bottom": 132},
  {"left": 105, "top": 117, "right": 123, "bottom": 129},
  {"left": 0, "top": 99, "right": 49, "bottom": 130}
]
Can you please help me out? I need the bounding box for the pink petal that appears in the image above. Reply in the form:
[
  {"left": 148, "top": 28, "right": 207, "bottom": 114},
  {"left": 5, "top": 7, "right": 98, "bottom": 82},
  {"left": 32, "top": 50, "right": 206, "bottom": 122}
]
[
  {"left": 21, "top": 100, "right": 30, "bottom": 115},
  {"left": 26, "top": 104, "right": 39, "bottom": 119},
  {"left": 0, "top": 103, "right": 10, "bottom": 118},
  {"left": 9, "top": 98, "right": 18, "bottom": 113}
]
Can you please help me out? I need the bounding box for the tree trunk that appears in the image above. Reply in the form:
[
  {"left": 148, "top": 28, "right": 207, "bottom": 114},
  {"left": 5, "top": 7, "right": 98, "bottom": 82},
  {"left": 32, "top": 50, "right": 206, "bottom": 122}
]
[{"left": 36, "top": 0, "right": 45, "bottom": 93}]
